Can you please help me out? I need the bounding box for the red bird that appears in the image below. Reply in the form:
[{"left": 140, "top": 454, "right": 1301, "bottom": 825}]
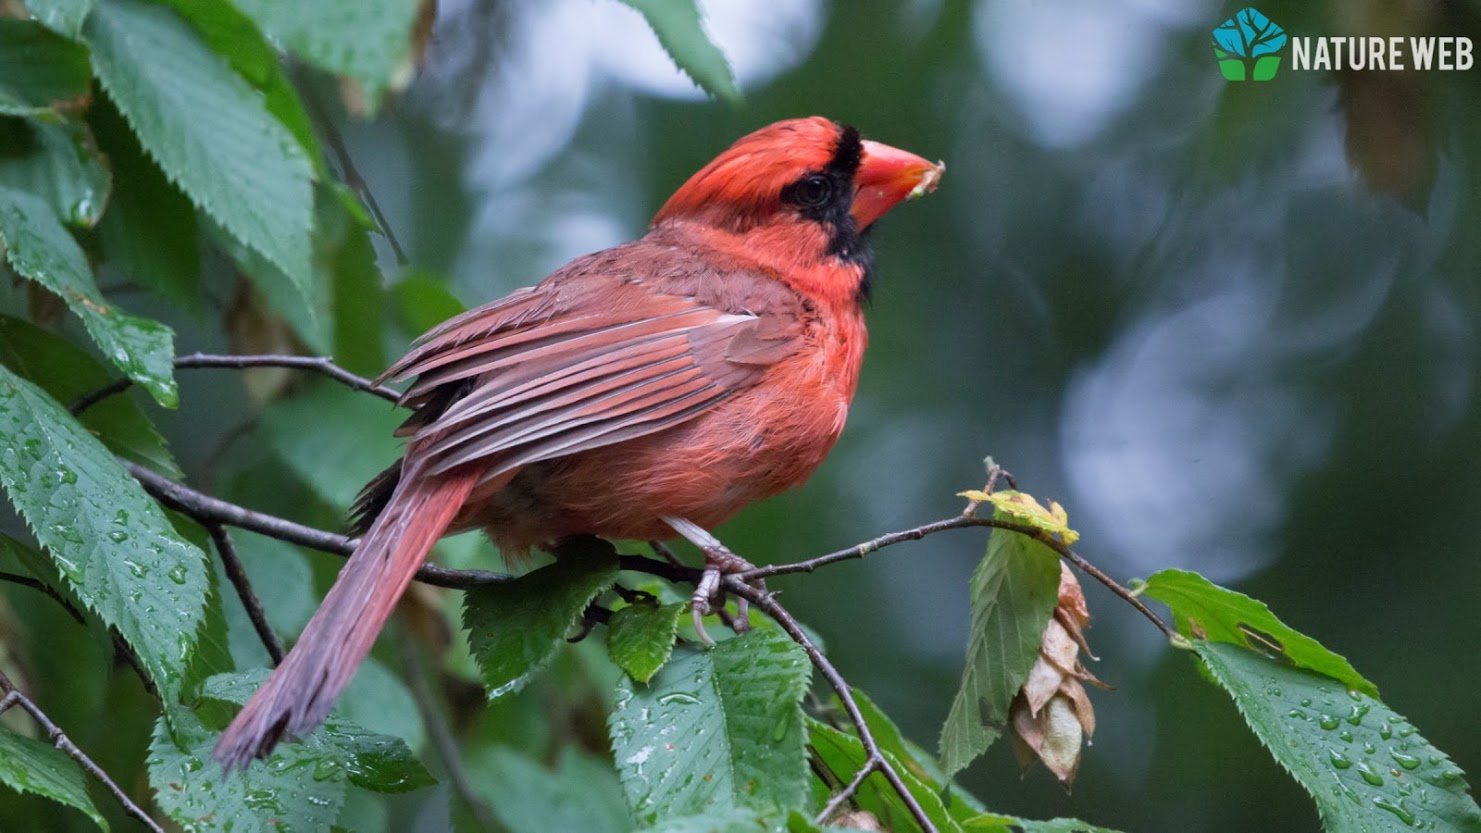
[{"left": 214, "top": 116, "right": 943, "bottom": 768}]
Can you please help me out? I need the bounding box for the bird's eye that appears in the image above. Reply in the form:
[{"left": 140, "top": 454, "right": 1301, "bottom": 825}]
[{"left": 795, "top": 174, "right": 832, "bottom": 207}]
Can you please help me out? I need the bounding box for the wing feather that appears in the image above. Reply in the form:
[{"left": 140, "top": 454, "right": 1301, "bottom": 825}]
[{"left": 385, "top": 271, "right": 806, "bottom": 482}]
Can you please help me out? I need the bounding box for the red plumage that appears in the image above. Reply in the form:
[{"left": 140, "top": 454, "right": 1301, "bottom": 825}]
[{"left": 214, "top": 116, "right": 943, "bottom": 769}]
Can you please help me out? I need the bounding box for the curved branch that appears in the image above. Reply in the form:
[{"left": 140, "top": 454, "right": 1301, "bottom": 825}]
[
  {"left": 71, "top": 353, "right": 402, "bottom": 415},
  {"left": 0, "top": 669, "right": 165, "bottom": 833},
  {"left": 125, "top": 463, "right": 509, "bottom": 589}
]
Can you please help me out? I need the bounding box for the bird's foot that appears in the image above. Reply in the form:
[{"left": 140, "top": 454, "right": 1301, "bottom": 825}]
[{"left": 663, "top": 516, "right": 763, "bottom": 646}]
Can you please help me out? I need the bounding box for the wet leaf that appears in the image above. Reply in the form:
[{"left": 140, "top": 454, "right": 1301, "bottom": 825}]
[
  {"left": 1195, "top": 642, "right": 1481, "bottom": 833},
  {"left": 0, "top": 365, "right": 206, "bottom": 702},
  {"left": 0, "top": 117, "right": 111, "bottom": 228},
  {"left": 610, "top": 626, "right": 811, "bottom": 825},
  {"left": 0, "top": 727, "right": 109, "bottom": 830},
  {"left": 0, "top": 19, "right": 91, "bottom": 115},
  {"left": 0, "top": 186, "right": 177, "bottom": 406}
]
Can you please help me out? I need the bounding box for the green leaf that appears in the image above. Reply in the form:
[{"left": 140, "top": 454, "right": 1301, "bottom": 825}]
[
  {"left": 183, "top": 543, "right": 237, "bottom": 698},
  {"left": 0, "top": 314, "right": 180, "bottom": 478},
  {"left": 1196, "top": 642, "right": 1481, "bottom": 833},
  {"left": 91, "top": 96, "right": 200, "bottom": 308},
  {"left": 0, "top": 727, "right": 109, "bottom": 831},
  {"left": 0, "top": 365, "right": 207, "bottom": 700},
  {"left": 392, "top": 271, "right": 465, "bottom": 336},
  {"left": 617, "top": 0, "right": 740, "bottom": 102},
  {"left": 217, "top": 532, "right": 313, "bottom": 668},
  {"left": 937, "top": 510, "right": 1062, "bottom": 781},
  {"left": 0, "top": 19, "right": 91, "bottom": 115},
  {"left": 809, "top": 720, "right": 962, "bottom": 833},
  {"left": 150, "top": 0, "right": 323, "bottom": 170},
  {"left": 0, "top": 116, "right": 111, "bottom": 228},
  {"left": 261, "top": 381, "right": 404, "bottom": 509},
  {"left": 230, "top": 0, "right": 422, "bottom": 110},
  {"left": 20, "top": 0, "right": 96, "bottom": 38},
  {"left": 963, "top": 813, "right": 1126, "bottom": 832},
  {"left": 1144, "top": 569, "right": 1377, "bottom": 697},
  {"left": 610, "top": 625, "right": 812, "bottom": 825},
  {"left": 464, "top": 539, "right": 619, "bottom": 698},
  {"left": 199, "top": 671, "right": 436, "bottom": 794},
  {"left": 470, "top": 747, "right": 631, "bottom": 833},
  {"left": 607, "top": 599, "right": 685, "bottom": 683},
  {"left": 148, "top": 709, "right": 347, "bottom": 832},
  {"left": 212, "top": 219, "right": 329, "bottom": 353},
  {"left": 322, "top": 188, "right": 385, "bottom": 376},
  {"left": 84, "top": 0, "right": 314, "bottom": 303},
  {"left": 0, "top": 186, "right": 177, "bottom": 406}
]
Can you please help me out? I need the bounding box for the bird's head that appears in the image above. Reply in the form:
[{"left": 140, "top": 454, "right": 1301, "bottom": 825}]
[{"left": 653, "top": 117, "right": 943, "bottom": 305}]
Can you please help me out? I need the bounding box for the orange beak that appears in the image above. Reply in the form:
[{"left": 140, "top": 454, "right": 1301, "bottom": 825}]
[{"left": 851, "top": 140, "right": 944, "bottom": 229}]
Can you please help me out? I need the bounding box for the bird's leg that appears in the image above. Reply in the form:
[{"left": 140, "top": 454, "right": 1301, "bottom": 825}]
[{"left": 662, "top": 516, "right": 761, "bottom": 645}]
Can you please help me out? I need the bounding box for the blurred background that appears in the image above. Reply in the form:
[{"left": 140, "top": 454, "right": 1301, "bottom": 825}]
[{"left": 9, "top": 0, "right": 1481, "bottom": 830}]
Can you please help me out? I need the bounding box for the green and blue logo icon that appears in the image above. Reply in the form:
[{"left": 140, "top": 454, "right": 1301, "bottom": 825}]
[{"left": 1213, "top": 8, "right": 1287, "bottom": 81}]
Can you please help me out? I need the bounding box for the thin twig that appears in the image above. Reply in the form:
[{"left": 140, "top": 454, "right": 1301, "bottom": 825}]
[
  {"left": 207, "top": 524, "right": 284, "bottom": 665},
  {"left": 126, "top": 463, "right": 509, "bottom": 589},
  {"left": 739, "top": 515, "right": 1174, "bottom": 639},
  {"left": 0, "top": 668, "right": 165, "bottom": 833},
  {"left": 723, "top": 579, "right": 937, "bottom": 833},
  {"left": 0, "top": 571, "right": 85, "bottom": 624},
  {"left": 70, "top": 353, "right": 402, "bottom": 415},
  {"left": 398, "top": 631, "right": 497, "bottom": 831}
]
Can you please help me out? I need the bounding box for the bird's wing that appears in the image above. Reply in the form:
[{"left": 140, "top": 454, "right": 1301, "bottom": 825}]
[{"left": 382, "top": 268, "right": 805, "bottom": 482}]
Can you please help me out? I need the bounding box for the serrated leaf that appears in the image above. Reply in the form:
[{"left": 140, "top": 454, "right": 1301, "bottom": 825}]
[
  {"left": 0, "top": 727, "right": 109, "bottom": 831},
  {"left": 464, "top": 540, "right": 619, "bottom": 698},
  {"left": 471, "top": 747, "right": 631, "bottom": 833},
  {"left": 607, "top": 599, "right": 685, "bottom": 683},
  {"left": 0, "top": 186, "right": 177, "bottom": 406},
  {"left": 151, "top": 0, "right": 323, "bottom": 169},
  {"left": 0, "top": 19, "right": 91, "bottom": 115},
  {"left": 261, "top": 381, "right": 404, "bottom": 509},
  {"left": 1144, "top": 569, "right": 1377, "bottom": 697},
  {"left": 610, "top": 626, "right": 811, "bottom": 825},
  {"left": 0, "top": 314, "right": 180, "bottom": 478},
  {"left": 199, "top": 670, "right": 436, "bottom": 794},
  {"left": 230, "top": 0, "right": 422, "bottom": 110},
  {"left": 0, "top": 117, "right": 111, "bottom": 228},
  {"left": 809, "top": 720, "right": 962, "bottom": 833},
  {"left": 84, "top": 0, "right": 314, "bottom": 302},
  {"left": 1195, "top": 642, "right": 1481, "bottom": 833},
  {"left": 938, "top": 509, "right": 1062, "bottom": 781},
  {"left": 21, "top": 0, "right": 96, "bottom": 38},
  {"left": 0, "top": 365, "right": 207, "bottom": 700},
  {"left": 618, "top": 0, "right": 740, "bottom": 102},
  {"left": 149, "top": 709, "right": 346, "bottom": 833}
]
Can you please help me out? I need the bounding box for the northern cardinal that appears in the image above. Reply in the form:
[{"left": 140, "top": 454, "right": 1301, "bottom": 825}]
[{"left": 214, "top": 116, "right": 943, "bottom": 768}]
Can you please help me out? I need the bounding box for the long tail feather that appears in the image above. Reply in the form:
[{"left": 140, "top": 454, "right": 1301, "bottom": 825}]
[{"left": 213, "top": 464, "right": 484, "bottom": 770}]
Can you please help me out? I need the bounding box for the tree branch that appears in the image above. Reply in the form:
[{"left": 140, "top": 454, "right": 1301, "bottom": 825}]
[
  {"left": 125, "top": 463, "right": 510, "bottom": 589},
  {"left": 71, "top": 353, "right": 402, "bottom": 416},
  {"left": 207, "top": 524, "right": 285, "bottom": 665},
  {"left": 0, "top": 668, "right": 164, "bottom": 833}
]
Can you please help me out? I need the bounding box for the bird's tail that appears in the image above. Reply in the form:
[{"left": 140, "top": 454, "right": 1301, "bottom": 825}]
[{"left": 213, "top": 463, "right": 484, "bottom": 770}]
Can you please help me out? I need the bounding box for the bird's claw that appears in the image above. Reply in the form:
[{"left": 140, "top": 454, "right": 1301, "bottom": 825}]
[{"left": 663, "top": 516, "right": 764, "bottom": 646}]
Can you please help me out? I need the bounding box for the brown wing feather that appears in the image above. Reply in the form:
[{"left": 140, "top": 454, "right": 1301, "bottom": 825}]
[{"left": 379, "top": 250, "right": 810, "bottom": 490}]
